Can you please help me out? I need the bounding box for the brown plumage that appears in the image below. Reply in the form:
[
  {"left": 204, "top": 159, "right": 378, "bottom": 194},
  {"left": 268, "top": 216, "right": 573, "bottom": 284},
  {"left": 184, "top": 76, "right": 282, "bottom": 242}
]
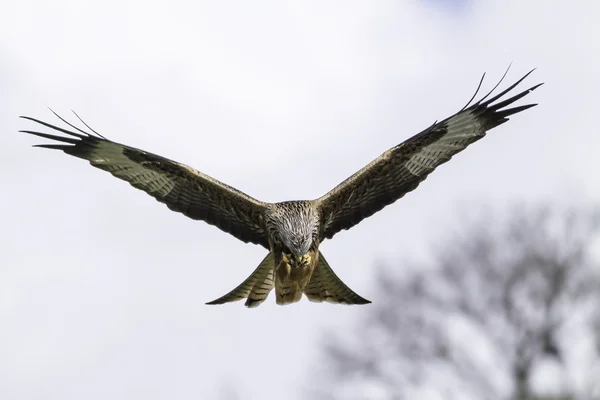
[
  {"left": 20, "top": 68, "right": 542, "bottom": 307},
  {"left": 315, "top": 69, "right": 542, "bottom": 240}
]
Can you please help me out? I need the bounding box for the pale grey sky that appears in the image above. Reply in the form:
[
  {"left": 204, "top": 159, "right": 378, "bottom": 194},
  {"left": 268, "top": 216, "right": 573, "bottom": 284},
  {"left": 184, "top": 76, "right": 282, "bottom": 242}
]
[{"left": 1, "top": 1, "right": 598, "bottom": 399}]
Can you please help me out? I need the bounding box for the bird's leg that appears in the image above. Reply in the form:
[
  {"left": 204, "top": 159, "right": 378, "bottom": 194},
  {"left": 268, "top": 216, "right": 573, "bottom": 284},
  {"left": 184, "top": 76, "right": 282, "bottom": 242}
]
[
  {"left": 282, "top": 253, "right": 311, "bottom": 268},
  {"left": 296, "top": 254, "right": 311, "bottom": 266}
]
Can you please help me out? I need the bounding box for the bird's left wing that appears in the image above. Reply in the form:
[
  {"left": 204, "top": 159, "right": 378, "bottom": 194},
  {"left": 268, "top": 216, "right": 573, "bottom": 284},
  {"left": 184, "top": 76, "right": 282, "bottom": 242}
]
[
  {"left": 314, "top": 69, "right": 542, "bottom": 241},
  {"left": 20, "top": 112, "right": 270, "bottom": 248}
]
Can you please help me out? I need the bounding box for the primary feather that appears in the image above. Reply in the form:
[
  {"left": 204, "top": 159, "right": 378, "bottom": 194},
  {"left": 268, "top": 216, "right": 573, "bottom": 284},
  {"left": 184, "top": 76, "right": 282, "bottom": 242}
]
[
  {"left": 20, "top": 112, "right": 270, "bottom": 248},
  {"left": 314, "top": 69, "right": 542, "bottom": 240}
]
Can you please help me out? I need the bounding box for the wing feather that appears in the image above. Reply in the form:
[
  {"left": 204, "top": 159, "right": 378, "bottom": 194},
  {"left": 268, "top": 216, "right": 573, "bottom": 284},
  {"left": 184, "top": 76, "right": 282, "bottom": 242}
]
[
  {"left": 20, "top": 113, "right": 270, "bottom": 248},
  {"left": 314, "top": 69, "right": 543, "bottom": 240}
]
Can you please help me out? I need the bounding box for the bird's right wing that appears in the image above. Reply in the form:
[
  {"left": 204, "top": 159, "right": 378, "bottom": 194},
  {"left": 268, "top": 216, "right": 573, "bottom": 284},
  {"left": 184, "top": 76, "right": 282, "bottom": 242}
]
[
  {"left": 314, "top": 69, "right": 542, "bottom": 241},
  {"left": 21, "top": 112, "right": 270, "bottom": 248}
]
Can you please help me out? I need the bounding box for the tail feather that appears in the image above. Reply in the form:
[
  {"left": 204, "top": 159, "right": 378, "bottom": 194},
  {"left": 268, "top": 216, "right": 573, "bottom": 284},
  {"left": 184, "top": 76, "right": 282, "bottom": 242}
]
[
  {"left": 275, "top": 286, "right": 304, "bottom": 305},
  {"left": 206, "top": 253, "right": 274, "bottom": 308},
  {"left": 206, "top": 251, "right": 370, "bottom": 307},
  {"left": 304, "top": 252, "right": 371, "bottom": 305}
]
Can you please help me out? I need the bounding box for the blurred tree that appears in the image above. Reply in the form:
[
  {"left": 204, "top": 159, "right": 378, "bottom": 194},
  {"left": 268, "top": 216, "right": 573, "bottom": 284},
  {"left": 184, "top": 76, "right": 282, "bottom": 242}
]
[{"left": 310, "top": 204, "right": 600, "bottom": 400}]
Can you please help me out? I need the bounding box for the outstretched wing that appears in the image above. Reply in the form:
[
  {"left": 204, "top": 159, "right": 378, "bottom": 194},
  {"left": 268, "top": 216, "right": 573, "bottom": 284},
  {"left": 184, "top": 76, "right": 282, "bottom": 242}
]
[
  {"left": 314, "top": 69, "right": 543, "bottom": 241},
  {"left": 20, "top": 112, "right": 270, "bottom": 248}
]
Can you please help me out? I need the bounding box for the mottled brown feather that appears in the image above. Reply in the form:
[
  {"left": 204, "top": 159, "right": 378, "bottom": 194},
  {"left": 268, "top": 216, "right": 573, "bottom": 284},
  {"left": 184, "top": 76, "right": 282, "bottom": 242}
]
[
  {"left": 314, "top": 70, "right": 542, "bottom": 240},
  {"left": 20, "top": 115, "right": 270, "bottom": 248}
]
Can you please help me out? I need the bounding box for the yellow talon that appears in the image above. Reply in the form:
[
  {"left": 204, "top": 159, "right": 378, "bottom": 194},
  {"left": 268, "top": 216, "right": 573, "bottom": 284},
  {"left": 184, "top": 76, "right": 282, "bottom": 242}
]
[{"left": 283, "top": 253, "right": 310, "bottom": 265}]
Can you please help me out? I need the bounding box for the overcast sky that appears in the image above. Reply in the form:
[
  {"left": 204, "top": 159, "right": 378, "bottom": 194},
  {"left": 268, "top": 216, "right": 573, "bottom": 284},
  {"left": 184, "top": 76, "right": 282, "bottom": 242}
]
[{"left": 1, "top": 1, "right": 599, "bottom": 399}]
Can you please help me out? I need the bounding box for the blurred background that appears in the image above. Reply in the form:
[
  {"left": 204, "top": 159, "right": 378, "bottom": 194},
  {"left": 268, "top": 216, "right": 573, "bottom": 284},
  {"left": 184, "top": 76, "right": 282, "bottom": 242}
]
[{"left": 1, "top": 0, "right": 599, "bottom": 399}]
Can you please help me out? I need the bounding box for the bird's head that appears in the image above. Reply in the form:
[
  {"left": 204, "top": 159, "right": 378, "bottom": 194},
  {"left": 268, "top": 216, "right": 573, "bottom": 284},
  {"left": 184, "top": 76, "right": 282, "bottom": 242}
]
[{"left": 269, "top": 201, "right": 319, "bottom": 268}]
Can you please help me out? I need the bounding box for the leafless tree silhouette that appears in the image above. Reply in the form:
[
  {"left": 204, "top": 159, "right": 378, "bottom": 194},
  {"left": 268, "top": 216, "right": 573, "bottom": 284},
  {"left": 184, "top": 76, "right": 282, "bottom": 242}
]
[{"left": 311, "top": 203, "right": 600, "bottom": 400}]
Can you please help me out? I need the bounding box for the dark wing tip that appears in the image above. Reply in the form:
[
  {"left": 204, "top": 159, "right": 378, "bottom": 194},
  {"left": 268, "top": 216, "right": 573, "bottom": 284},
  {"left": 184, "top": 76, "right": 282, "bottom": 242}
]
[
  {"left": 32, "top": 144, "right": 73, "bottom": 150},
  {"left": 479, "top": 68, "right": 542, "bottom": 109},
  {"left": 20, "top": 111, "right": 106, "bottom": 140},
  {"left": 529, "top": 82, "right": 544, "bottom": 92},
  {"left": 20, "top": 111, "right": 109, "bottom": 151},
  {"left": 19, "top": 129, "right": 80, "bottom": 144},
  {"left": 20, "top": 111, "right": 111, "bottom": 162},
  {"left": 466, "top": 68, "right": 542, "bottom": 131}
]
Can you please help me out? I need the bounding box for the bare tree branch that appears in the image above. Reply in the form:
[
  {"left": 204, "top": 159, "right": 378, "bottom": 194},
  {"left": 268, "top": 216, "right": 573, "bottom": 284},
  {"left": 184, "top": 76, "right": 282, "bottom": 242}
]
[{"left": 310, "top": 203, "right": 600, "bottom": 400}]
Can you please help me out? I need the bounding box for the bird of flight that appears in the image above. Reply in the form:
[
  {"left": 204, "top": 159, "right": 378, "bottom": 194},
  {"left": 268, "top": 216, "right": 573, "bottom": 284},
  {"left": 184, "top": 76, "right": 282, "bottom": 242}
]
[{"left": 21, "top": 68, "right": 542, "bottom": 308}]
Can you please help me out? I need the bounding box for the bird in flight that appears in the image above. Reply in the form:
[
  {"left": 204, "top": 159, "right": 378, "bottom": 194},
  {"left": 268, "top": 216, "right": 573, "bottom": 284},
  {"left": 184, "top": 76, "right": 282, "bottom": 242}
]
[{"left": 21, "top": 68, "right": 542, "bottom": 307}]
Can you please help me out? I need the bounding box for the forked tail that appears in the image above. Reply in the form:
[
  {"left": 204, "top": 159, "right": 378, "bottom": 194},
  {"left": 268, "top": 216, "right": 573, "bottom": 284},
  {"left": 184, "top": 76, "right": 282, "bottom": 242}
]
[
  {"left": 205, "top": 253, "right": 275, "bottom": 308},
  {"left": 304, "top": 252, "right": 371, "bottom": 305},
  {"left": 205, "top": 251, "right": 370, "bottom": 307}
]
